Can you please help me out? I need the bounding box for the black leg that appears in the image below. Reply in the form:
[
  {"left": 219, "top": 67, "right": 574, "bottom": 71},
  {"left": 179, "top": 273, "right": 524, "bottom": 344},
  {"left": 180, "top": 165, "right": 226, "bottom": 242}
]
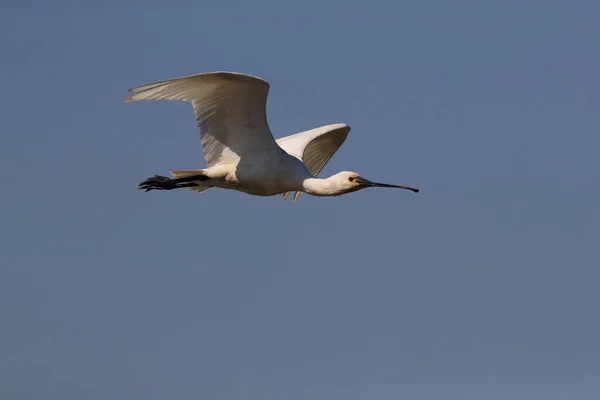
[{"left": 138, "top": 174, "right": 207, "bottom": 192}]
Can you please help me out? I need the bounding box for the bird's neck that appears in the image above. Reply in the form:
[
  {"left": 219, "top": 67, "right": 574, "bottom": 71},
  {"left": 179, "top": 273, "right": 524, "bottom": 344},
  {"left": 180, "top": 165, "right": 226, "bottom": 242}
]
[{"left": 302, "top": 177, "right": 343, "bottom": 197}]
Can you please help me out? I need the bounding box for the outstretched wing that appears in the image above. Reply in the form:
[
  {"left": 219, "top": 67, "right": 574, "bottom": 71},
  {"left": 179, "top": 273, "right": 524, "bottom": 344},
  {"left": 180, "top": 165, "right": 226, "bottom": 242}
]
[
  {"left": 126, "top": 71, "right": 282, "bottom": 167},
  {"left": 277, "top": 123, "right": 351, "bottom": 203}
]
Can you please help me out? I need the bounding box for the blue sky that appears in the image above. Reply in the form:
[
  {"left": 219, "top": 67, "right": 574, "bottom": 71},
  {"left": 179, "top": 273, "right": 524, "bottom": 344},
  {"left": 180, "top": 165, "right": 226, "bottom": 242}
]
[{"left": 1, "top": 1, "right": 599, "bottom": 399}]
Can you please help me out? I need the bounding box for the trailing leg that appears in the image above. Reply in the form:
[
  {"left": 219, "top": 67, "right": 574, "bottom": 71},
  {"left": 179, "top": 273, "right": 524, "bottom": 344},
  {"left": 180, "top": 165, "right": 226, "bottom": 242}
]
[{"left": 138, "top": 173, "right": 208, "bottom": 192}]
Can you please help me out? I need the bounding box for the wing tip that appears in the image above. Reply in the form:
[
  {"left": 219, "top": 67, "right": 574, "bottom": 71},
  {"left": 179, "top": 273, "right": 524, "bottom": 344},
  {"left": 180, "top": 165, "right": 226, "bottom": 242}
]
[
  {"left": 123, "top": 71, "right": 269, "bottom": 103},
  {"left": 337, "top": 123, "right": 352, "bottom": 134},
  {"left": 293, "top": 191, "right": 302, "bottom": 203}
]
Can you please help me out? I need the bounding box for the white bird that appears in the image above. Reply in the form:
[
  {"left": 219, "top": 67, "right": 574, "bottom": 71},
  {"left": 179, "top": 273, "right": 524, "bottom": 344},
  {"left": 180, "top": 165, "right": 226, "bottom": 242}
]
[{"left": 126, "top": 71, "right": 419, "bottom": 203}]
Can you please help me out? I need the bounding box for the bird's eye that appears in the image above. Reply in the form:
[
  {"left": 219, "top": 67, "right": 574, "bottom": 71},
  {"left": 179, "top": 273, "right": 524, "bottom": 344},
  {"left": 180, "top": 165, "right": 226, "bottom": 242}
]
[{"left": 348, "top": 177, "right": 355, "bottom": 182}]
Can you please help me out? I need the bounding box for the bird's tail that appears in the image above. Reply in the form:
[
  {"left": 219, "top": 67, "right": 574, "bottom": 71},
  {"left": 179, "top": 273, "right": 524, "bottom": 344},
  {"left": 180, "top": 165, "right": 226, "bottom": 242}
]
[{"left": 169, "top": 170, "right": 211, "bottom": 193}]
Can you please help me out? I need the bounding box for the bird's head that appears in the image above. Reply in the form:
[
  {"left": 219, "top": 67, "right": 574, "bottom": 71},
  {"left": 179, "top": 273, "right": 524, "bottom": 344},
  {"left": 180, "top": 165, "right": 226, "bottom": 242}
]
[{"left": 331, "top": 171, "right": 420, "bottom": 195}]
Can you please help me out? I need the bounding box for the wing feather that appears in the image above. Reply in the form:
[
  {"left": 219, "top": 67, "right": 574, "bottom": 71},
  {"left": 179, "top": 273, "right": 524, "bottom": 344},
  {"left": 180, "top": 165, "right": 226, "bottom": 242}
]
[{"left": 126, "top": 71, "right": 280, "bottom": 167}]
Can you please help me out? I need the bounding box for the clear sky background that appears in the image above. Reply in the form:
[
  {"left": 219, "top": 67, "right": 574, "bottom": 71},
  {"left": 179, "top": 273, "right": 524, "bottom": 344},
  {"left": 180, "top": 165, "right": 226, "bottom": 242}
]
[{"left": 1, "top": 1, "right": 599, "bottom": 399}]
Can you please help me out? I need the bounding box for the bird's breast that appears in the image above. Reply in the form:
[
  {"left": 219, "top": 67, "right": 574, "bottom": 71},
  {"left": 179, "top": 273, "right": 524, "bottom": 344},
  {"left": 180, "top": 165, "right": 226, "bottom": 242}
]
[{"left": 233, "top": 152, "right": 308, "bottom": 196}]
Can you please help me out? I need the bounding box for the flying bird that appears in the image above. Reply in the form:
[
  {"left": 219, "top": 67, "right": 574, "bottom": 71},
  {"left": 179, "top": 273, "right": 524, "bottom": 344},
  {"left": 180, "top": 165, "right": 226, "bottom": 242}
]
[{"left": 126, "top": 71, "right": 419, "bottom": 203}]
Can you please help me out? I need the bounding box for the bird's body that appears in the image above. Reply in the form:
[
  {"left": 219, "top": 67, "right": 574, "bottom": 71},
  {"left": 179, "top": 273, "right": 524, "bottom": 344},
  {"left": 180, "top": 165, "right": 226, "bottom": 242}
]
[
  {"left": 126, "top": 71, "right": 419, "bottom": 202},
  {"left": 172, "top": 146, "right": 311, "bottom": 197}
]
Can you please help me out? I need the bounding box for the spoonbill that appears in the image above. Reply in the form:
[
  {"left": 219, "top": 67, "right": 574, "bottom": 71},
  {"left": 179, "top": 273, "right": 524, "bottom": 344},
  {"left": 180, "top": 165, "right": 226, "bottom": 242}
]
[{"left": 126, "top": 71, "right": 419, "bottom": 203}]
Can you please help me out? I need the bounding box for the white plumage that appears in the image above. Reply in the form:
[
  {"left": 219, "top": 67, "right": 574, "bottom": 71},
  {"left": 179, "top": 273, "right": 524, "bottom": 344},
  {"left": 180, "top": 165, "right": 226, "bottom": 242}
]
[{"left": 126, "top": 71, "right": 418, "bottom": 203}]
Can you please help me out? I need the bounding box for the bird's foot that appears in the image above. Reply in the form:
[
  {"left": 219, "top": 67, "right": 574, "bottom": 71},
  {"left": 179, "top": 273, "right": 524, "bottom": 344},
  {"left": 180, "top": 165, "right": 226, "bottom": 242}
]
[{"left": 138, "top": 175, "right": 177, "bottom": 192}]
